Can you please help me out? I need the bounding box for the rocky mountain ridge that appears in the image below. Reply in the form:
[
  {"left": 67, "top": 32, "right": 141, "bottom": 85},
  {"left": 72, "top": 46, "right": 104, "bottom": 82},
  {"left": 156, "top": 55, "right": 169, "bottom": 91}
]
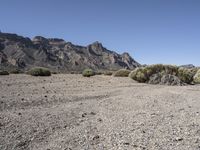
[{"left": 0, "top": 32, "right": 140, "bottom": 72}]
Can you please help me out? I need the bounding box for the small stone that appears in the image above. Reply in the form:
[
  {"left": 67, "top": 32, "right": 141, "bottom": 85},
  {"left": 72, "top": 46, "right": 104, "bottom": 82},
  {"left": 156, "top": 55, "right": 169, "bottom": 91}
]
[
  {"left": 123, "top": 142, "right": 130, "bottom": 145},
  {"left": 97, "top": 118, "right": 102, "bottom": 122},
  {"left": 93, "top": 135, "right": 100, "bottom": 140},
  {"left": 82, "top": 113, "right": 87, "bottom": 117},
  {"left": 90, "top": 112, "right": 96, "bottom": 115},
  {"left": 175, "top": 137, "right": 183, "bottom": 141}
]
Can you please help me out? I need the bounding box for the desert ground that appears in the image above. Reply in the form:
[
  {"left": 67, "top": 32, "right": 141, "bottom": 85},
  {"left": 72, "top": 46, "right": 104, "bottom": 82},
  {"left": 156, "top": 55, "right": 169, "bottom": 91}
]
[{"left": 0, "top": 74, "right": 200, "bottom": 150}]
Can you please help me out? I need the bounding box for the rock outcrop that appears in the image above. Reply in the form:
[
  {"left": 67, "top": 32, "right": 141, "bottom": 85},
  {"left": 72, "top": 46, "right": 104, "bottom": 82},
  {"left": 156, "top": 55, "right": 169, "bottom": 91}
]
[{"left": 0, "top": 32, "right": 140, "bottom": 72}]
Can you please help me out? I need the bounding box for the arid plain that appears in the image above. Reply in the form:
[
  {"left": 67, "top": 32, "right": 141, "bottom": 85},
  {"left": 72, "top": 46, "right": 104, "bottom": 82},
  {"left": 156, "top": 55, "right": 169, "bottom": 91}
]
[{"left": 1, "top": 74, "right": 200, "bottom": 150}]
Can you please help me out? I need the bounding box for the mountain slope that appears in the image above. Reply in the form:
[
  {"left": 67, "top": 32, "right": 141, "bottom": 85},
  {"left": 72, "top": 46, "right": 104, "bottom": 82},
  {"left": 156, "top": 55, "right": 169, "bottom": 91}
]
[{"left": 0, "top": 32, "right": 140, "bottom": 72}]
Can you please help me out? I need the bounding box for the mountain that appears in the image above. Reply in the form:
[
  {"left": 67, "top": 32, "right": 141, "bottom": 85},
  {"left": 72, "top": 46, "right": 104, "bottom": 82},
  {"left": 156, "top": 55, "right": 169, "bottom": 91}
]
[{"left": 0, "top": 32, "right": 140, "bottom": 72}]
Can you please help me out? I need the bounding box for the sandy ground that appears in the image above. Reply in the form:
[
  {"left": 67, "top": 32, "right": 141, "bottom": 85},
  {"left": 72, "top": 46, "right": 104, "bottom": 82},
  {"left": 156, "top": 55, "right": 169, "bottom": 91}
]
[{"left": 0, "top": 74, "right": 200, "bottom": 150}]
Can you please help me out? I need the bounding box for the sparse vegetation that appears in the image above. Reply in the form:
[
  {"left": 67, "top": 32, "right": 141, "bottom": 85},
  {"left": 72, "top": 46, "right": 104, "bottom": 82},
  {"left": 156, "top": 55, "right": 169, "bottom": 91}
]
[
  {"left": 82, "top": 69, "right": 95, "bottom": 77},
  {"left": 28, "top": 67, "right": 51, "bottom": 76},
  {"left": 113, "top": 69, "right": 131, "bottom": 77},
  {"left": 103, "top": 71, "right": 113, "bottom": 76},
  {"left": 193, "top": 69, "right": 200, "bottom": 84},
  {"left": 95, "top": 71, "right": 103, "bottom": 75},
  {"left": 0, "top": 70, "right": 9, "bottom": 75},
  {"left": 10, "top": 69, "right": 23, "bottom": 74}
]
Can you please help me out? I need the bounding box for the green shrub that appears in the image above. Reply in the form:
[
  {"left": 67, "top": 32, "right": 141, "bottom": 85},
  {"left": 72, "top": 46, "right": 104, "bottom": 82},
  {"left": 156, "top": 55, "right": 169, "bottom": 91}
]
[
  {"left": 0, "top": 70, "right": 9, "bottom": 75},
  {"left": 82, "top": 69, "right": 95, "bottom": 77},
  {"left": 113, "top": 69, "right": 131, "bottom": 77},
  {"left": 178, "top": 67, "right": 197, "bottom": 84},
  {"left": 28, "top": 67, "right": 51, "bottom": 76},
  {"left": 193, "top": 69, "right": 200, "bottom": 84}
]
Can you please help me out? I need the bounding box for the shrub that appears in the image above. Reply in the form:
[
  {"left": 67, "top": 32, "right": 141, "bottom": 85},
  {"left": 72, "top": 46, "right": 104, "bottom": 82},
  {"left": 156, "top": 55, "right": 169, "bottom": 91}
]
[
  {"left": 178, "top": 67, "right": 197, "bottom": 84},
  {"left": 129, "top": 68, "right": 148, "bottom": 82},
  {"left": 103, "top": 71, "right": 113, "bottom": 76},
  {"left": 28, "top": 67, "right": 51, "bottom": 76},
  {"left": 82, "top": 69, "right": 95, "bottom": 77},
  {"left": 113, "top": 69, "right": 131, "bottom": 77},
  {"left": 0, "top": 70, "right": 9, "bottom": 75},
  {"left": 10, "top": 69, "right": 23, "bottom": 74},
  {"left": 193, "top": 69, "right": 200, "bottom": 84}
]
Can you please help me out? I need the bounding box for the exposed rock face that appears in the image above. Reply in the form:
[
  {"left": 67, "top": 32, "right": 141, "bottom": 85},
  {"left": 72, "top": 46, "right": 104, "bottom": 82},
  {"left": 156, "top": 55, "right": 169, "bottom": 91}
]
[{"left": 0, "top": 32, "right": 140, "bottom": 72}]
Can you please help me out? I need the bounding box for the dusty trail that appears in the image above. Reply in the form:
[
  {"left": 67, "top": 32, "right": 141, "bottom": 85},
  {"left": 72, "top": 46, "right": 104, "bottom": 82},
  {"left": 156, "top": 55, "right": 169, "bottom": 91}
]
[{"left": 0, "top": 74, "right": 200, "bottom": 150}]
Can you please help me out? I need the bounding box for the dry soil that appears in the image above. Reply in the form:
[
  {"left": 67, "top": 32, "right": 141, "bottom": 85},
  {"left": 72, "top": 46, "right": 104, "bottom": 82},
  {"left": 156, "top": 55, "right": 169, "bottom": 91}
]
[{"left": 0, "top": 74, "right": 200, "bottom": 150}]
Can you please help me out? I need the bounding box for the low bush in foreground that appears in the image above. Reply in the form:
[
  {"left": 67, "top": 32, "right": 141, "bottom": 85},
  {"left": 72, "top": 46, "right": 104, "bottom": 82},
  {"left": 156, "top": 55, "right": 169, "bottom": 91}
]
[
  {"left": 193, "top": 69, "right": 200, "bottom": 84},
  {"left": 0, "top": 70, "right": 9, "bottom": 75},
  {"left": 28, "top": 67, "right": 51, "bottom": 76},
  {"left": 113, "top": 69, "right": 131, "bottom": 77},
  {"left": 82, "top": 69, "right": 95, "bottom": 77}
]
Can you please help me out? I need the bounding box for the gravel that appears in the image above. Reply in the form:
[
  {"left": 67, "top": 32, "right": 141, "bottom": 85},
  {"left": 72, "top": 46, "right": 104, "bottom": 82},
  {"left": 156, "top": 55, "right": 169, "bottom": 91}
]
[{"left": 0, "top": 74, "right": 200, "bottom": 150}]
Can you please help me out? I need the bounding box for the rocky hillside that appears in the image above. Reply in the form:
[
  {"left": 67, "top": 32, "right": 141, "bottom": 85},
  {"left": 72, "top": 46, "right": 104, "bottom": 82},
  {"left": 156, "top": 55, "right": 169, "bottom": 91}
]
[{"left": 0, "top": 32, "right": 140, "bottom": 72}]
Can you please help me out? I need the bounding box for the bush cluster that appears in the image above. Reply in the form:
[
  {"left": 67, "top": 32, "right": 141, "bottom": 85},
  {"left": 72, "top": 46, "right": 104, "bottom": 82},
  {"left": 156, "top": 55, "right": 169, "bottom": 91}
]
[
  {"left": 129, "top": 64, "right": 178, "bottom": 83},
  {"left": 129, "top": 64, "right": 199, "bottom": 85},
  {"left": 28, "top": 67, "right": 51, "bottom": 76}
]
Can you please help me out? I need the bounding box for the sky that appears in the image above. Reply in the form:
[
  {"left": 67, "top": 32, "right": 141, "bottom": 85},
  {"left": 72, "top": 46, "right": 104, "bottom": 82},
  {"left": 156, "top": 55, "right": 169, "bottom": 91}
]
[{"left": 0, "top": 0, "right": 200, "bottom": 66}]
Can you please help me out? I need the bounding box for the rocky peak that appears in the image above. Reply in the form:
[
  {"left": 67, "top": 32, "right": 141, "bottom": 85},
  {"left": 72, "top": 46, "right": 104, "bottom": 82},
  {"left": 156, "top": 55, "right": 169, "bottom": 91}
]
[
  {"left": 122, "top": 52, "right": 131, "bottom": 58},
  {"left": 32, "top": 36, "right": 48, "bottom": 43},
  {"left": 87, "top": 41, "right": 106, "bottom": 55},
  {"left": 48, "top": 38, "right": 65, "bottom": 42},
  {"left": 91, "top": 41, "right": 104, "bottom": 48},
  {"left": 0, "top": 32, "right": 31, "bottom": 44}
]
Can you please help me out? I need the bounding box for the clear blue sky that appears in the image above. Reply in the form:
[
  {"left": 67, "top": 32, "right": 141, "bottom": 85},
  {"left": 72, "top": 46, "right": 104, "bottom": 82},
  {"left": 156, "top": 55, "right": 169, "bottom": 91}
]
[{"left": 0, "top": 0, "right": 200, "bottom": 66}]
